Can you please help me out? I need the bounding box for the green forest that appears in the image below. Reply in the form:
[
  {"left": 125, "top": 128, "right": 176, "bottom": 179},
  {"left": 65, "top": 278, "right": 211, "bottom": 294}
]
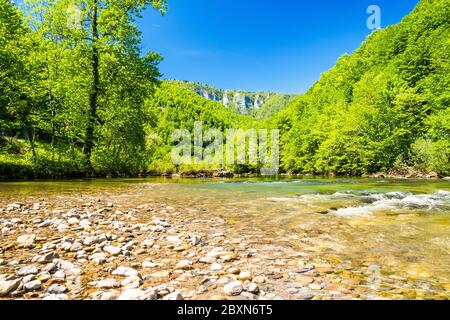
[{"left": 0, "top": 0, "right": 449, "bottom": 179}]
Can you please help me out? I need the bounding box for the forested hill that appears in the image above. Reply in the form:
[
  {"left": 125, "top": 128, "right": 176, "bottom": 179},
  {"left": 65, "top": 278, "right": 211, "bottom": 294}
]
[
  {"left": 266, "top": 0, "right": 449, "bottom": 176},
  {"left": 0, "top": 0, "right": 448, "bottom": 179},
  {"left": 145, "top": 81, "right": 255, "bottom": 174},
  {"left": 166, "top": 80, "right": 296, "bottom": 118}
]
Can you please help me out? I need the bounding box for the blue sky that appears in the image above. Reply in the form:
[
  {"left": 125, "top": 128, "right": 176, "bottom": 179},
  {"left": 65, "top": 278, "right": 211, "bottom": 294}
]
[{"left": 140, "top": 0, "right": 420, "bottom": 93}]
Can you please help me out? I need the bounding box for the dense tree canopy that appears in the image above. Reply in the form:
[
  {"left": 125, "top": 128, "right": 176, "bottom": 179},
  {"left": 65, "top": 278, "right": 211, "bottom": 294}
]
[
  {"left": 0, "top": 0, "right": 448, "bottom": 178},
  {"left": 266, "top": 0, "right": 449, "bottom": 175}
]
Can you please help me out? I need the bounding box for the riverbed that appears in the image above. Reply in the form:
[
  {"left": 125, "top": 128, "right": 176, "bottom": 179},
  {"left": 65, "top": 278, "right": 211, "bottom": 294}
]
[{"left": 0, "top": 177, "right": 449, "bottom": 300}]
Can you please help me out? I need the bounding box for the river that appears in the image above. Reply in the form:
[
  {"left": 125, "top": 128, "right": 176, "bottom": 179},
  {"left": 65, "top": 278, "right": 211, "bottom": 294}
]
[{"left": 0, "top": 177, "right": 449, "bottom": 299}]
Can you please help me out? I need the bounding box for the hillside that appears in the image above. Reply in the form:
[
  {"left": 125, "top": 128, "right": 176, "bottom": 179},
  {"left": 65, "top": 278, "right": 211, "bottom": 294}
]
[
  {"left": 0, "top": 0, "right": 448, "bottom": 178},
  {"left": 144, "top": 81, "right": 255, "bottom": 174},
  {"left": 267, "top": 0, "right": 449, "bottom": 175},
  {"left": 168, "top": 80, "right": 296, "bottom": 117}
]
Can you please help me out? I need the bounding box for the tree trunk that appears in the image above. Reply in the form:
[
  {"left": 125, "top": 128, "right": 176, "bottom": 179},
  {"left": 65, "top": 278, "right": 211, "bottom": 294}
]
[
  {"left": 26, "top": 123, "right": 37, "bottom": 162},
  {"left": 84, "top": 0, "right": 100, "bottom": 175}
]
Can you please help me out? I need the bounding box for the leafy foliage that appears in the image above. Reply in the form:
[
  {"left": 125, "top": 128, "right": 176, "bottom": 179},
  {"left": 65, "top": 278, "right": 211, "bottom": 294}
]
[
  {"left": 0, "top": 0, "right": 448, "bottom": 178},
  {"left": 268, "top": 0, "right": 450, "bottom": 175}
]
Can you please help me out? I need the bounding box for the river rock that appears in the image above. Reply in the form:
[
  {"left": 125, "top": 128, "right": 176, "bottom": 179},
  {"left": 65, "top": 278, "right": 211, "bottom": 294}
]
[
  {"left": 118, "top": 288, "right": 145, "bottom": 300},
  {"left": 246, "top": 282, "right": 259, "bottom": 294},
  {"left": 141, "top": 239, "right": 154, "bottom": 248},
  {"left": 83, "top": 236, "right": 99, "bottom": 246},
  {"left": 0, "top": 279, "right": 21, "bottom": 297},
  {"left": 43, "top": 294, "right": 69, "bottom": 300},
  {"left": 17, "top": 265, "right": 39, "bottom": 276},
  {"left": 89, "top": 252, "right": 107, "bottom": 265},
  {"left": 164, "top": 292, "right": 184, "bottom": 300},
  {"left": 176, "top": 260, "right": 193, "bottom": 270},
  {"left": 38, "top": 252, "right": 59, "bottom": 264},
  {"left": 37, "top": 272, "right": 51, "bottom": 282},
  {"left": 16, "top": 234, "right": 36, "bottom": 248},
  {"left": 23, "top": 280, "right": 42, "bottom": 291},
  {"left": 104, "top": 246, "right": 121, "bottom": 256},
  {"left": 48, "top": 284, "right": 68, "bottom": 294},
  {"left": 295, "top": 276, "right": 314, "bottom": 287},
  {"left": 112, "top": 266, "right": 139, "bottom": 277},
  {"left": 223, "top": 281, "right": 243, "bottom": 296},
  {"left": 166, "top": 235, "right": 182, "bottom": 244},
  {"left": 58, "top": 260, "right": 82, "bottom": 276},
  {"left": 22, "top": 274, "right": 35, "bottom": 284},
  {"left": 121, "top": 276, "right": 142, "bottom": 289},
  {"left": 238, "top": 271, "right": 252, "bottom": 281},
  {"left": 96, "top": 279, "right": 121, "bottom": 289},
  {"left": 142, "top": 260, "right": 158, "bottom": 268},
  {"left": 188, "top": 234, "right": 201, "bottom": 246},
  {"left": 67, "top": 217, "right": 79, "bottom": 225},
  {"left": 253, "top": 276, "right": 266, "bottom": 284},
  {"left": 211, "top": 263, "right": 223, "bottom": 271}
]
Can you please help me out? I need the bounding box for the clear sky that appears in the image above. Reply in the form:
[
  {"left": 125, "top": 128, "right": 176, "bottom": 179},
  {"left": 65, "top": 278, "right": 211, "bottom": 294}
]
[{"left": 140, "top": 0, "right": 420, "bottom": 94}]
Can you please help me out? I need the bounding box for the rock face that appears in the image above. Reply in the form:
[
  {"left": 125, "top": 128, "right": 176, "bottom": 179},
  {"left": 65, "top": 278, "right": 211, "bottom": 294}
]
[{"left": 175, "top": 81, "right": 274, "bottom": 115}]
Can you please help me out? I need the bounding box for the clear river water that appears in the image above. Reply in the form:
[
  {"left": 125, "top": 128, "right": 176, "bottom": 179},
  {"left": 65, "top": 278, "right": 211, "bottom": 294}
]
[{"left": 0, "top": 177, "right": 449, "bottom": 299}]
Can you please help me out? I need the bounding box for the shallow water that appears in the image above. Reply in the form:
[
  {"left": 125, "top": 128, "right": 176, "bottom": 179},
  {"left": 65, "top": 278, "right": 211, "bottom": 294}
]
[{"left": 1, "top": 177, "right": 449, "bottom": 299}]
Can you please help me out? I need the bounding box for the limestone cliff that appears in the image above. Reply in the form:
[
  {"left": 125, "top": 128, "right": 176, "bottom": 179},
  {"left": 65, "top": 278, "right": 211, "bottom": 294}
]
[{"left": 168, "top": 80, "right": 296, "bottom": 117}]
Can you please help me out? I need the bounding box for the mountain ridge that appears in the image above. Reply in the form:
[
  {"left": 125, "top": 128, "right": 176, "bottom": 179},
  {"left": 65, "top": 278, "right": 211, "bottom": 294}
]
[{"left": 166, "top": 80, "right": 297, "bottom": 118}]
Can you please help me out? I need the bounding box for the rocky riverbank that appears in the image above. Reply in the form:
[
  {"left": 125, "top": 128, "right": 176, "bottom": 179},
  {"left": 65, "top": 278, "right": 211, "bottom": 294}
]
[{"left": 0, "top": 189, "right": 448, "bottom": 300}]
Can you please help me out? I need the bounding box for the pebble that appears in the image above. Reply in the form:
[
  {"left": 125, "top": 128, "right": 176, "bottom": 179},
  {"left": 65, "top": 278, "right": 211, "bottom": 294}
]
[
  {"left": 104, "top": 246, "right": 121, "bottom": 256},
  {"left": 164, "top": 292, "right": 184, "bottom": 300},
  {"left": 16, "top": 234, "right": 36, "bottom": 248},
  {"left": 117, "top": 288, "right": 157, "bottom": 300},
  {"left": 148, "top": 270, "right": 171, "bottom": 278},
  {"left": 17, "top": 265, "right": 39, "bottom": 276},
  {"left": 121, "top": 276, "right": 142, "bottom": 289},
  {"left": 142, "top": 260, "right": 158, "bottom": 268},
  {"left": 2, "top": 198, "right": 431, "bottom": 301},
  {"left": 0, "top": 279, "right": 21, "bottom": 296},
  {"left": 83, "top": 236, "right": 99, "bottom": 246},
  {"left": 43, "top": 294, "right": 69, "bottom": 300},
  {"left": 253, "top": 276, "right": 266, "bottom": 284},
  {"left": 96, "top": 279, "right": 121, "bottom": 289},
  {"left": 210, "top": 263, "right": 223, "bottom": 271},
  {"left": 223, "top": 281, "right": 243, "bottom": 296},
  {"left": 23, "top": 280, "right": 42, "bottom": 292},
  {"left": 89, "top": 253, "right": 107, "bottom": 265},
  {"left": 118, "top": 288, "right": 145, "bottom": 300},
  {"left": 112, "top": 266, "right": 140, "bottom": 277},
  {"left": 295, "top": 276, "right": 314, "bottom": 287},
  {"left": 308, "top": 283, "right": 323, "bottom": 290},
  {"left": 38, "top": 252, "right": 59, "bottom": 264},
  {"left": 238, "top": 271, "right": 252, "bottom": 281},
  {"left": 176, "top": 260, "right": 193, "bottom": 270},
  {"left": 188, "top": 235, "right": 201, "bottom": 246},
  {"left": 98, "top": 292, "right": 118, "bottom": 300},
  {"left": 48, "top": 284, "right": 68, "bottom": 294},
  {"left": 141, "top": 239, "right": 154, "bottom": 248},
  {"left": 22, "top": 274, "right": 36, "bottom": 283},
  {"left": 246, "top": 282, "right": 259, "bottom": 294}
]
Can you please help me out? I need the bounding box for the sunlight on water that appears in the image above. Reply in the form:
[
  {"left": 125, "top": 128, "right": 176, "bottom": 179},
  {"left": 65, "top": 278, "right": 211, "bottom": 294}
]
[{"left": 1, "top": 177, "right": 449, "bottom": 299}]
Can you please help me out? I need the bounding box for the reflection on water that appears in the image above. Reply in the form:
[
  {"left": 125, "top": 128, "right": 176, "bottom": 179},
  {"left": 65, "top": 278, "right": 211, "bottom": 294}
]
[{"left": 1, "top": 177, "right": 449, "bottom": 298}]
